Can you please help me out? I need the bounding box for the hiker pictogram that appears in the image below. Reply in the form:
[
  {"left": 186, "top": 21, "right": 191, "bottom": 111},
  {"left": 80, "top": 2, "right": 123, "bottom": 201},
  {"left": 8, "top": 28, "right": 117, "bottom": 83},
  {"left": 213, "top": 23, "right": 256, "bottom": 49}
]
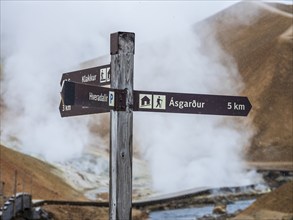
[
  {"left": 100, "top": 68, "right": 107, "bottom": 83},
  {"left": 153, "top": 95, "right": 166, "bottom": 110}
]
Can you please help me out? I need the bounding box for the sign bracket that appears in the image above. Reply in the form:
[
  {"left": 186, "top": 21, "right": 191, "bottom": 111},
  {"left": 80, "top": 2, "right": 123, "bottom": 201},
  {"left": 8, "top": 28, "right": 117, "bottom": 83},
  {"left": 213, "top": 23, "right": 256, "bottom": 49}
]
[{"left": 114, "top": 89, "right": 127, "bottom": 111}]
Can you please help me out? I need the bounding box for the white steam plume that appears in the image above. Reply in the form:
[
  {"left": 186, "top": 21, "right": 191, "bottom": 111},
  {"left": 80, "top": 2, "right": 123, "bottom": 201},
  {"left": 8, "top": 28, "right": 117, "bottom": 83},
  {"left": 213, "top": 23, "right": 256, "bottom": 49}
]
[
  {"left": 134, "top": 26, "right": 260, "bottom": 193},
  {"left": 0, "top": 1, "right": 236, "bottom": 160},
  {"left": 1, "top": 1, "right": 263, "bottom": 191}
]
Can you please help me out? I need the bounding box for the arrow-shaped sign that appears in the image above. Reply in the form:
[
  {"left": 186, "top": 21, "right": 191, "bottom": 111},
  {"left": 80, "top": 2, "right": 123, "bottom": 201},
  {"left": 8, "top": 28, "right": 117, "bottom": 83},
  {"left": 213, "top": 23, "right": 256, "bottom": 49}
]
[
  {"left": 133, "top": 90, "right": 252, "bottom": 116},
  {"left": 59, "top": 64, "right": 111, "bottom": 117},
  {"left": 60, "top": 64, "right": 111, "bottom": 86},
  {"left": 60, "top": 81, "right": 127, "bottom": 113}
]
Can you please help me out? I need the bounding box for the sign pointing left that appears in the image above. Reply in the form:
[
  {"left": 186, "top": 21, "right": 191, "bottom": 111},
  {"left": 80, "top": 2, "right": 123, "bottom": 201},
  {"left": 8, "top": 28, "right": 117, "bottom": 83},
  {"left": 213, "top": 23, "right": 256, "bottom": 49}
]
[
  {"left": 59, "top": 64, "right": 111, "bottom": 117},
  {"left": 60, "top": 64, "right": 111, "bottom": 86},
  {"left": 60, "top": 81, "right": 127, "bottom": 111}
]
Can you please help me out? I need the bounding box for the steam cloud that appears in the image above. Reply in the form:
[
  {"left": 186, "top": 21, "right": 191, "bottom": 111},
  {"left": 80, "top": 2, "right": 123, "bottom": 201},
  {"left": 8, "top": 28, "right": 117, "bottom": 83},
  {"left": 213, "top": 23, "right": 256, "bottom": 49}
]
[
  {"left": 134, "top": 29, "right": 258, "bottom": 193},
  {"left": 1, "top": 1, "right": 268, "bottom": 193}
]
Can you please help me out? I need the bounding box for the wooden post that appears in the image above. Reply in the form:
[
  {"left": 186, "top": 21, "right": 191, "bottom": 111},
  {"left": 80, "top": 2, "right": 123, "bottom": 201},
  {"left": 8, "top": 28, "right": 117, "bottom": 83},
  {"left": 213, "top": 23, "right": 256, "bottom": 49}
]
[{"left": 109, "top": 32, "right": 135, "bottom": 220}]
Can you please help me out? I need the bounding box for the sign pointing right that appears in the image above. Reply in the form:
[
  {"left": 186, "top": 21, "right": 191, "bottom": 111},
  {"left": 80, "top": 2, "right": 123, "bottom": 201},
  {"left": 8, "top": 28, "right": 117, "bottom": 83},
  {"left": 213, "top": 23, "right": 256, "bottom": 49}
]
[{"left": 133, "top": 90, "right": 252, "bottom": 116}]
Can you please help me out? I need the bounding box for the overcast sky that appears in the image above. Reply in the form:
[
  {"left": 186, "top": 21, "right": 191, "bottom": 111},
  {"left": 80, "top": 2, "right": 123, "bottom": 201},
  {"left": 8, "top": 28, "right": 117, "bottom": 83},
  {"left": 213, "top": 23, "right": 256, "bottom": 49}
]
[
  {"left": 1, "top": 1, "right": 291, "bottom": 58},
  {"left": 0, "top": 1, "right": 237, "bottom": 55}
]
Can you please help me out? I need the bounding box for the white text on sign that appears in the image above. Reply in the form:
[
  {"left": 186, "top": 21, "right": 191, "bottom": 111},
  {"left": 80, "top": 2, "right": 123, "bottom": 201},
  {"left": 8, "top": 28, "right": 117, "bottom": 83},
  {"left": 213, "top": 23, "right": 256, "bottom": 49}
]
[
  {"left": 227, "top": 102, "right": 245, "bottom": 110},
  {"left": 169, "top": 97, "right": 205, "bottom": 109},
  {"left": 82, "top": 74, "right": 97, "bottom": 83},
  {"left": 89, "top": 92, "right": 108, "bottom": 102}
]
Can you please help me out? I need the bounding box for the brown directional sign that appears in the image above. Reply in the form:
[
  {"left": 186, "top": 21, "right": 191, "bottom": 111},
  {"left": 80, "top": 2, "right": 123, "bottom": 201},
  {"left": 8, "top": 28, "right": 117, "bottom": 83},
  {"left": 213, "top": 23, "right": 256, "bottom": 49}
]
[
  {"left": 59, "top": 101, "right": 109, "bottom": 117},
  {"left": 133, "top": 90, "right": 252, "bottom": 116},
  {"left": 60, "top": 81, "right": 127, "bottom": 112},
  {"left": 60, "top": 64, "right": 111, "bottom": 86},
  {"left": 59, "top": 64, "right": 111, "bottom": 117}
]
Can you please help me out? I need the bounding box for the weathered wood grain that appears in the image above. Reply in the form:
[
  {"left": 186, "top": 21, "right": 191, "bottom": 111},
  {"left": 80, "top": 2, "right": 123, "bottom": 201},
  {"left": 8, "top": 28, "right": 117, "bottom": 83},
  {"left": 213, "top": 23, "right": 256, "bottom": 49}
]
[{"left": 109, "top": 32, "right": 135, "bottom": 220}]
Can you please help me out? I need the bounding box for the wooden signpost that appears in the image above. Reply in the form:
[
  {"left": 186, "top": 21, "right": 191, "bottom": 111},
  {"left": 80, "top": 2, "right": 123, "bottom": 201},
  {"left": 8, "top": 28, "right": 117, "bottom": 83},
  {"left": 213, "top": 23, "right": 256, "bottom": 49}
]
[
  {"left": 109, "top": 32, "right": 134, "bottom": 220},
  {"left": 59, "top": 31, "right": 252, "bottom": 220}
]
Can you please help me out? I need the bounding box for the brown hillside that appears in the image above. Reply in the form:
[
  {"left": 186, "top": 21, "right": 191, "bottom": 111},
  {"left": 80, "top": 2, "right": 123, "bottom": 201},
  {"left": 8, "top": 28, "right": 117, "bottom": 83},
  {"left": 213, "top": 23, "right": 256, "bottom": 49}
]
[
  {"left": 0, "top": 144, "right": 86, "bottom": 201},
  {"left": 232, "top": 181, "right": 293, "bottom": 220},
  {"left": 0, "top": 145, "right": 146, "bottom": 219},
  {"left": 268, "top": 3, "right": 293, "bottom": 14},
  {"left": 196, "top": 2, "right": 293, "bottom": 162}
]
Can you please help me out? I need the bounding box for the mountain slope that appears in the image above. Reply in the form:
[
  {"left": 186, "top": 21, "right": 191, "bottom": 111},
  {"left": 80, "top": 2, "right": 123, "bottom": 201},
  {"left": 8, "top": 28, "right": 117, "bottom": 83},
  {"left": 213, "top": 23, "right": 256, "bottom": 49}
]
[
  {"left": 233, "top": 181, "right": 293, "bottom": 220},
  {"left": 196, "top": 2, "right": 293, "bottom": 161},
  {"left": 0, "top": 144, "right": 85, "bottom": 200}
]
